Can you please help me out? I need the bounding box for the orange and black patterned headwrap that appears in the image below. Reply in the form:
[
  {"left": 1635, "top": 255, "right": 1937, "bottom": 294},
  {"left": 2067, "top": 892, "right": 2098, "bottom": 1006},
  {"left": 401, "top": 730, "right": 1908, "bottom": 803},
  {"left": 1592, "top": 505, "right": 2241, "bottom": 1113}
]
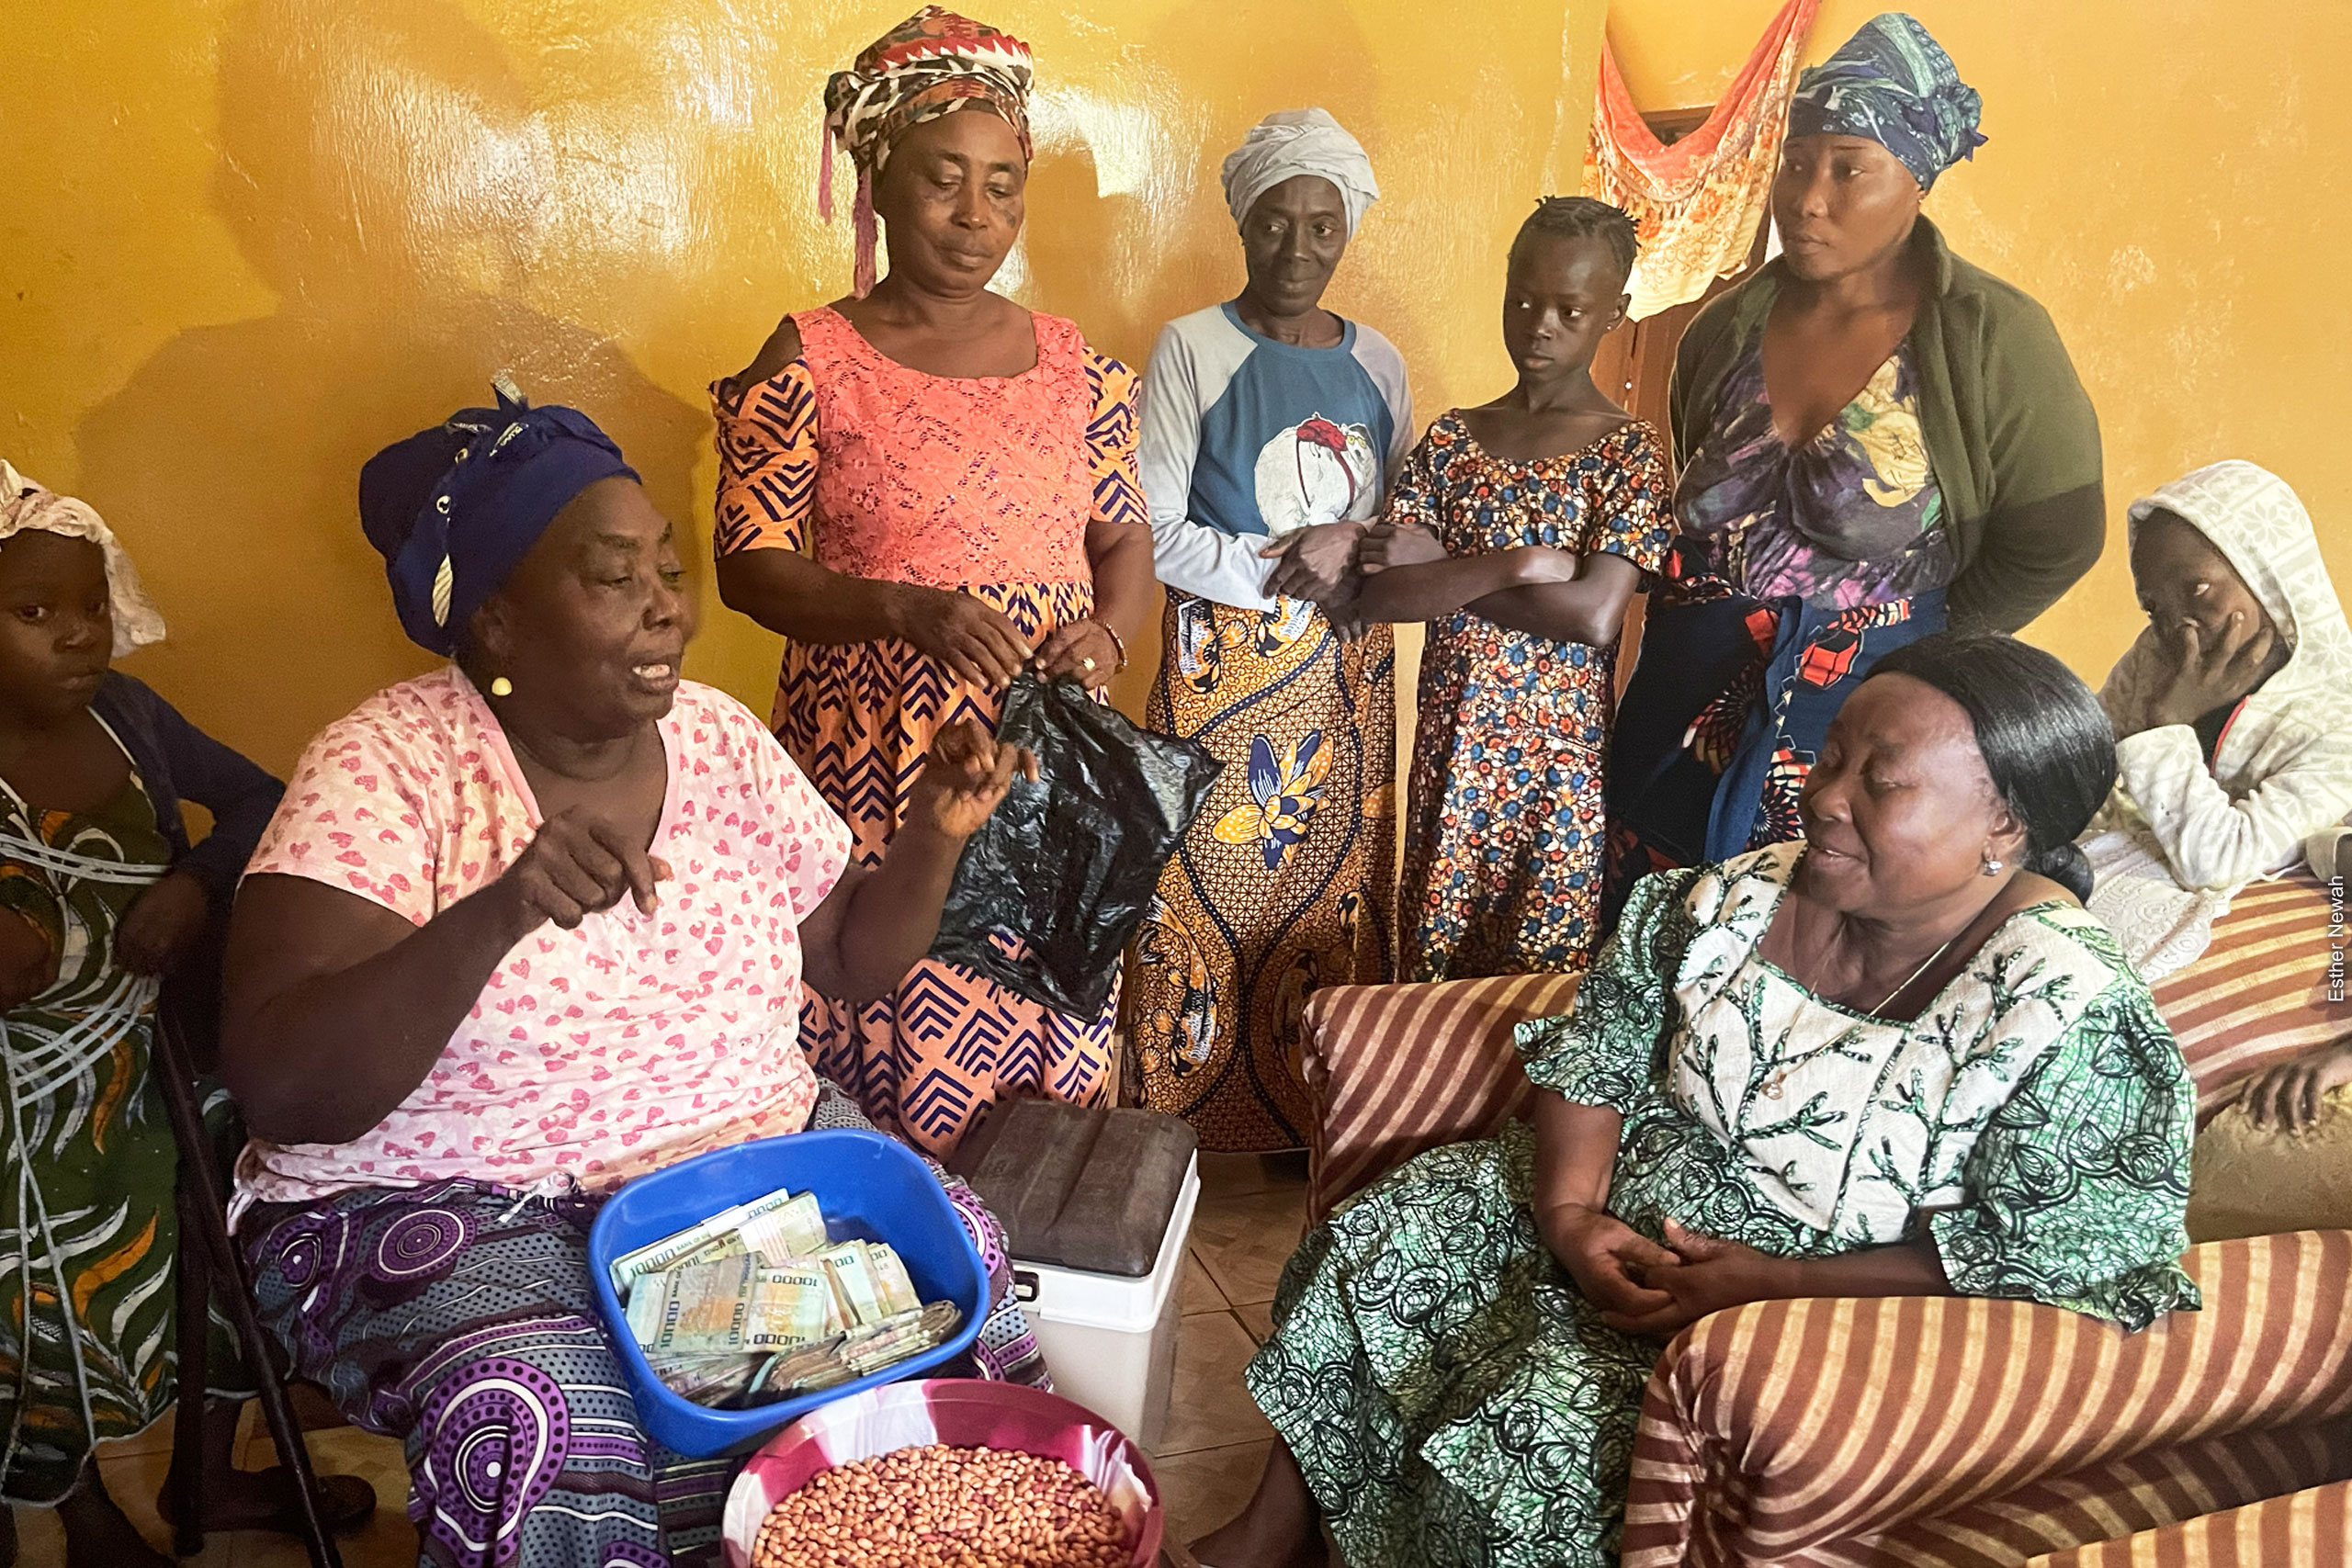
[{"left": 819, "top": 6, "right": 1035, "bottom": 296}]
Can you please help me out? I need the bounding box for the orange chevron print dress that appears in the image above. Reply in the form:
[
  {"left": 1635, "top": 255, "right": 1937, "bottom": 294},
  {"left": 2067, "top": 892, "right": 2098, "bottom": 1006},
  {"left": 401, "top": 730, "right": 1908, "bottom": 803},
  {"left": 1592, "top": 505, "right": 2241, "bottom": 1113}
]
[{"left": 713, "top": 306, "right": 1144, "bottom": 1155}]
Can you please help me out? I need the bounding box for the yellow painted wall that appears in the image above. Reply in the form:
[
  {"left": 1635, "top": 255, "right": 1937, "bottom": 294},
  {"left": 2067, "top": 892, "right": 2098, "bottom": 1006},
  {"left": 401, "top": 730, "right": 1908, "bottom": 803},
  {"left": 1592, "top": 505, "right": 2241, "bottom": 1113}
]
[
  {"left": 3, "top": 0, "right": 1601, "bottom": 773},
  {"left": 3, "top": 0, "right": 2345, "bottom": 777}
]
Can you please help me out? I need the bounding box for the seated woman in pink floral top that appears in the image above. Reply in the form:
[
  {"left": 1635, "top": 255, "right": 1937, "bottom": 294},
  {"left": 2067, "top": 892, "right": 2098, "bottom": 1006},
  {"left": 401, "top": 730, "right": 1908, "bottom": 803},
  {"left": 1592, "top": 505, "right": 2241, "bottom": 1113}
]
[{"left": 219, "top": 385, "right": 1047, "bottom": 1568}]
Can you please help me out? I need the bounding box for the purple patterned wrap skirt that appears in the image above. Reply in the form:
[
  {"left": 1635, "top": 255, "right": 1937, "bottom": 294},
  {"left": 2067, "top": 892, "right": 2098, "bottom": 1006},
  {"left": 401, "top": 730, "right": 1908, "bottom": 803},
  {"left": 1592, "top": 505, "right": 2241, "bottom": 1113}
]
[{"left": 242, "top": 1084, "right": 1049, "bottom": 1567}]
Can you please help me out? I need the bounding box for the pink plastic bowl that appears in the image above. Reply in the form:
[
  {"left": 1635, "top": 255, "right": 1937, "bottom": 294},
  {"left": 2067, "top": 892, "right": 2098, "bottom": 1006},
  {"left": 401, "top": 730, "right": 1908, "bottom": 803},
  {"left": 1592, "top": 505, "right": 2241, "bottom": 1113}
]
[{"left": 721, "top": 1378, "right": 1165, "bottom": 1567}]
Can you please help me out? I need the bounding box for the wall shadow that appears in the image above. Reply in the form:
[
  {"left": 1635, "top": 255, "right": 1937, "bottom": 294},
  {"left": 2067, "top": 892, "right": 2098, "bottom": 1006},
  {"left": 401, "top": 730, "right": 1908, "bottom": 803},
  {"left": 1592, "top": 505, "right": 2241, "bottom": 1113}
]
[{"left": 75, "top": 0, "right": 704, "bottom": 773}]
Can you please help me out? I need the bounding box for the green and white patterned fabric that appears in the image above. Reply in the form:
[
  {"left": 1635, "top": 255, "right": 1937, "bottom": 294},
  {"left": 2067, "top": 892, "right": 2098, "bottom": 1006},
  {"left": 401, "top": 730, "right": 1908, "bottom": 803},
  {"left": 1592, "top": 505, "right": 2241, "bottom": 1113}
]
[{"left": 1246, "top": 844, "right": 2199, "bottom": 1568}]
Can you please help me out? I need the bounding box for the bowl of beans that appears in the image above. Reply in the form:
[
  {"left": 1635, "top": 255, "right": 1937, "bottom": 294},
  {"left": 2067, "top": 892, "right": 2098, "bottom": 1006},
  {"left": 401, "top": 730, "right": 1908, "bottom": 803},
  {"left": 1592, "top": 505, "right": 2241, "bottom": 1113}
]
[{"left": 721, "top": 1378, "right": 1163, "bottom": 1568}]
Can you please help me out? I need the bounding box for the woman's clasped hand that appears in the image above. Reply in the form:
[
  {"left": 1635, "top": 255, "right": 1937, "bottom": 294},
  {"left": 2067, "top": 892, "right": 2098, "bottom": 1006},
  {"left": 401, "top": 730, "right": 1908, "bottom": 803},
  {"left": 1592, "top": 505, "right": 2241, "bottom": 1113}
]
[
  {"left": 888, "top": 587, "right": 1120, "bottom": 689},
  {"left": 896, "top": 587, "right": 1035, "bottom": 689},
  {"left": 1352, "top": 519, "right": 1448, "bottom": 575},
  {"left": 1544, "top": 1204, "right": 1792, "bottom": 1338},
  {"left": 1259, "top": 519, "right": 1373, "bottom": 636},
  {"left": 497, "top": 810, "right": 673, "bottom": 930}
]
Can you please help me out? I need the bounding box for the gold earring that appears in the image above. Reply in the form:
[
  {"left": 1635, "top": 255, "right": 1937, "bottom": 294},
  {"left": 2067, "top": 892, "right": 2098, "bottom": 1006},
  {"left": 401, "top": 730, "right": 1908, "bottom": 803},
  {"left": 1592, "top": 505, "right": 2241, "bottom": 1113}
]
[{"left": 489, "top": 676, "right": 514, "bottom": 698}]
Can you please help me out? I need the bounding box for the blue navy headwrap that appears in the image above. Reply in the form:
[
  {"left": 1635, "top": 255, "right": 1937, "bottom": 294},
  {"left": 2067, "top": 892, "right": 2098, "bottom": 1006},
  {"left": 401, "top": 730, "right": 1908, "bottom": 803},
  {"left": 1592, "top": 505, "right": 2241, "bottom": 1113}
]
[
  {"left": 1789, "top": 13, "right": 1986, "bottom": 190},
  {"left": 359, "top": 382, "right": 639, "bottom": 657}
]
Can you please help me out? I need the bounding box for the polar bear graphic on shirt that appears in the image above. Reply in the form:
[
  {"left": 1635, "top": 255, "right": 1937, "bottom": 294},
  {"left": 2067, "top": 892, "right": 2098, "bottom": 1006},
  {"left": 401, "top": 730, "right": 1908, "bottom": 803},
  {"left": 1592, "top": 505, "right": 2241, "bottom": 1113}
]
[{"left": 1253, "top": 415, "right": 1380, "bottom": 537}]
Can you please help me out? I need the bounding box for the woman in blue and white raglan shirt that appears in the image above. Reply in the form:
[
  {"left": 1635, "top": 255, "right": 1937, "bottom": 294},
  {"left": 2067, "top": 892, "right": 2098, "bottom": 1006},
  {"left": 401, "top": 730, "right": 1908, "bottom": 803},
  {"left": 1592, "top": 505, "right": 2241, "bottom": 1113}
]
[{"left": 1127, "top": 108, "right": 1416, "bottom": 1154}]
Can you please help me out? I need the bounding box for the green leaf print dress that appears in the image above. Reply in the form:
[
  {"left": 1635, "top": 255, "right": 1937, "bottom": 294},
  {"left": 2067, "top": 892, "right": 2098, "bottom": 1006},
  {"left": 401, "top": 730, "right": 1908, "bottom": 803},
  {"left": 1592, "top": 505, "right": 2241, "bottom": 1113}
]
[{"left": 1244, "top": 844, "right": 2200, "bottom": 1568}]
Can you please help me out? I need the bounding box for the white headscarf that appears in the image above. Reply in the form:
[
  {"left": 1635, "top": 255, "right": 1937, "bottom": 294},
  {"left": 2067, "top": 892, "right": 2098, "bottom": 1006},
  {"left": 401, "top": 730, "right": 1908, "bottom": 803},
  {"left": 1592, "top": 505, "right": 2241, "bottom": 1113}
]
[
  {"left": 2098, "top": 459, "right": 2352, "bottom": 888},
  {"left": 0, "top": 462, "right": 168, "bottom": 657},
  {"left": 1219, "top": 108, "right": 1379, "bottom": 238}
]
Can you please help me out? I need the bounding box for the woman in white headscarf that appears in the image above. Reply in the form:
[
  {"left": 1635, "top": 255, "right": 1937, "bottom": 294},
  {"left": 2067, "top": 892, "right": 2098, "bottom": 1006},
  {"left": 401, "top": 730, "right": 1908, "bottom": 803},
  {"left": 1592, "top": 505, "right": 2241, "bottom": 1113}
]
[
  {"left": 1126, "top": 108, "right": 1413, "bottom": 1152},
  {"left": 2098, "top": 460, "right": 2352, "bottom": 892}
]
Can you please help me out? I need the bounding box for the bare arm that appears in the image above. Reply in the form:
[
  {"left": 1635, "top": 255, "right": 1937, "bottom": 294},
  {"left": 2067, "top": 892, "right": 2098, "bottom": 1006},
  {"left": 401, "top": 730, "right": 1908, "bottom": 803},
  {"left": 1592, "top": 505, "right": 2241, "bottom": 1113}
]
[
  {"left": 1033, "top": 519, "right": 1158, "bottom": 680},
  {"left": 1358, "top": 528, "right": 1644, "bottom": 648},
  {"left": 1463, "top": 553, "right": 1645, "bottom": 647},
  {"left": 1770, "top": 1235, "right": 1951, "bottom": 1299},
  {"left": 1598, "top": 1220, "right": 1951, "bottom": 1337},
  {"left": 221, "top": 811, "right": 667, "bottom": 1145},
  {"left": 798, "top": 719, "right": 1032, "bottom": 1005},
  {"left": 796, "top": 836, "right": 956, "bottom": 1006},
  {"left": 717, "top": 549, "right": 916, "bottom": 647},
  {"left": 1528, "top": 1089, "right": 1679, "bottom": 1320},
  {"left": 1354, "top": 547, "right": 1559, "bottom": 625},
  {"left": 220, "top": 876, "right": 541, "bottom": 1145},
  {"left": 1529, "top": 1089, "right": 1630, "bottom": 1247},
  {"left": 1081, "top": 519, "right": 1157, "bottom": 654}
]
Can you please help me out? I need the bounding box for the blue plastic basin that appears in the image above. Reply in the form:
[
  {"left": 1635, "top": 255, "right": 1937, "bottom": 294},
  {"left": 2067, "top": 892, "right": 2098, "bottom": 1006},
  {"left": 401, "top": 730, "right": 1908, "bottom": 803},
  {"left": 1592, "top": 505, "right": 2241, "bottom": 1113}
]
[{"left": 585, "top": 1129, "right": 988, "bottom": 1458}]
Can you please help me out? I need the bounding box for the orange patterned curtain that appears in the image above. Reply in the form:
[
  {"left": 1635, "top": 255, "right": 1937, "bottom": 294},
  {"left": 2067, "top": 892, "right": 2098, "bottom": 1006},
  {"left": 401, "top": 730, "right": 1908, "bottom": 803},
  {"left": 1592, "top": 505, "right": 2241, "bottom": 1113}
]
[{"left": 1582, "top": 0, "right": 1820, "bottom": 321}]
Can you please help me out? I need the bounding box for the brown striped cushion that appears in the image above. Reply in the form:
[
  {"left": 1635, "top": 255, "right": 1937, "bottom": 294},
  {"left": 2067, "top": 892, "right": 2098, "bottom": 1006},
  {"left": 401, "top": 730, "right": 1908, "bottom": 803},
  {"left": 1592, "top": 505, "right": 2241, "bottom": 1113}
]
[
  {"left": 1298, "top": 973, "right": 1579, "bottom": 1222},
  {"left": 1297, "top": 873, "right": 2339, "bottom": 1223},
  {"left": 2150, "top": 872, "right": 2346, "bottom": 1122},
  {"left": 2025, "top": 1478, "right": 2352, "bottom": 1567},
  {"left": 1811, "top": 1418, "right": 2352, "bottom": 1567},
  {"left": 1621, "top": 1232, "right": 2352, "bottom": 1568}
]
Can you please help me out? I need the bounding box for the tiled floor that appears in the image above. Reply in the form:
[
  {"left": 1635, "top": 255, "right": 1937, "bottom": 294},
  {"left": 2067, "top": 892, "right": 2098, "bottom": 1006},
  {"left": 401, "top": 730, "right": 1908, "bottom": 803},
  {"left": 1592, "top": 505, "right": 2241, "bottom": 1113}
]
[
  {"left": 1148, "top": 1149, "right": 1311, "bottom": 1557},
  {"left": 15, "top": 1150, "right": 1308, "bottom": 1566}
]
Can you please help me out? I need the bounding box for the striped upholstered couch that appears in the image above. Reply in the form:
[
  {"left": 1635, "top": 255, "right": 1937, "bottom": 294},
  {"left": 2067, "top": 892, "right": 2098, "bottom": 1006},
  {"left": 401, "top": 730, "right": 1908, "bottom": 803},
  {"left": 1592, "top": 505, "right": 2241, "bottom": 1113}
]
[{"left": 1298, "top": 872, "right": 2352, "bottom": 1565}]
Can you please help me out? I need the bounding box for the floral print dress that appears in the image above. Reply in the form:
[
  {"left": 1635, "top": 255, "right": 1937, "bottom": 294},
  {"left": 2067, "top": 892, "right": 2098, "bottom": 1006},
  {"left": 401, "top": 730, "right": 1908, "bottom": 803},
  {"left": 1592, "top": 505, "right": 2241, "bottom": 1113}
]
[
  {"left": 1246, "top": 844, "right": 2199, "bottom": 1568},
  {"left": 1676, "top": 340, "right": 1951, "bottom": 609},
  {"left": 1387, "top": 413, "right": 1671, "bottom": 980},
  {"left": 1607, "top": 333, "right": 1955, "bottom": 914}
]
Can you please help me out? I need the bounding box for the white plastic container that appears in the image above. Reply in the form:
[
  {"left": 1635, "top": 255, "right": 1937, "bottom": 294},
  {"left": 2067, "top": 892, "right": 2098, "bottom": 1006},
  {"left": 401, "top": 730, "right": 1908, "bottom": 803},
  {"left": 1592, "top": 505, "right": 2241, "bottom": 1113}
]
[{"left": 1012, "top": 1154, "right": 1200, "bottom": 1452}]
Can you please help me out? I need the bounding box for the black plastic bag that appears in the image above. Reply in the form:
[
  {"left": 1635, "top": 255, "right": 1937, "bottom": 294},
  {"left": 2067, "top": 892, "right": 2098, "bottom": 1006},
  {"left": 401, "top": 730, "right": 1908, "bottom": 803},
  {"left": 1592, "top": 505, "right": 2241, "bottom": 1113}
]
[{"left": 929, "top": 673, "right": 1219, "bottom": 1019}]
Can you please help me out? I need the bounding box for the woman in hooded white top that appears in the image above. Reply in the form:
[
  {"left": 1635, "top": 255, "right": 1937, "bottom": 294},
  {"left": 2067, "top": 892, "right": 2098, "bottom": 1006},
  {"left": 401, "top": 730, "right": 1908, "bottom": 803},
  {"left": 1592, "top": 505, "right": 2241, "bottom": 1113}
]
[{"left": 2099, "top": 460, "right": 2352, "bottom": 893}]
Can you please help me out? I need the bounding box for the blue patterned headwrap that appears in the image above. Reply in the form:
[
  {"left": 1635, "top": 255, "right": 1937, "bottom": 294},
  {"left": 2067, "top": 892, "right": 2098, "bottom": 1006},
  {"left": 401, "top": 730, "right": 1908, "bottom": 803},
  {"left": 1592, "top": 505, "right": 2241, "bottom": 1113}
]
[
  {"left": 359, "top": 382, "right": 639, "bottom": 657},
  {"left": 1789, "top": 13, "right": 1985, "bottom": 190}
]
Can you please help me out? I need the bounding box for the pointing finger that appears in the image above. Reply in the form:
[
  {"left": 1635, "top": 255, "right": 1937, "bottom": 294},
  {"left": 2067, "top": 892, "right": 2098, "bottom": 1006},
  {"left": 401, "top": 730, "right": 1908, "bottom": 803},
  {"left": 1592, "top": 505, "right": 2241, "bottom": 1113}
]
[{"left": 585, "top": 818, "right": 662, "bottom": 913}]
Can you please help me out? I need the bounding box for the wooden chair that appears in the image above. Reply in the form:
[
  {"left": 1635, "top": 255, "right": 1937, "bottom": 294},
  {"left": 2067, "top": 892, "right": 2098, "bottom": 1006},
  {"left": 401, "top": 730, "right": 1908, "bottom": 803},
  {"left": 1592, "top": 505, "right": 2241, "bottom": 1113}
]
[{"left": 151, "top": 991, "right": 344, "bottom": 1568}]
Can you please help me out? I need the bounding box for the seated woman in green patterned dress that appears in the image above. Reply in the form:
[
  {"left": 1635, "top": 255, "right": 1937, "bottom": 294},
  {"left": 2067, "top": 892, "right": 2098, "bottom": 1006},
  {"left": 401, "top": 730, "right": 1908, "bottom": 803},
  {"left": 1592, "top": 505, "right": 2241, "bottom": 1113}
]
[{"left": 1193, "top": 633, "right": 2200, "bottom": 1568}]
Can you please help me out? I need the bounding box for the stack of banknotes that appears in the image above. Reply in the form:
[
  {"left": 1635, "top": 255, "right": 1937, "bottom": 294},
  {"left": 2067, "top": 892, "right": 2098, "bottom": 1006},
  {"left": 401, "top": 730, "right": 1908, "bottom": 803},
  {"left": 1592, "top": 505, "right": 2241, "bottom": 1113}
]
[{"left": 608, "top": 1185, "right": 966, "bottom": 1407}]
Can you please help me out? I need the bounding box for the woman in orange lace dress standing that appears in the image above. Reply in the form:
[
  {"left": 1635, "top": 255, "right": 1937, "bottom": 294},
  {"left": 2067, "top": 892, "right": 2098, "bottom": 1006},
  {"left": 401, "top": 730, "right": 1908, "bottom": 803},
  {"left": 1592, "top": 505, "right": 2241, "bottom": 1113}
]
[{"left": 709, "top": 8, "right": 1155, "bottom": 1157}]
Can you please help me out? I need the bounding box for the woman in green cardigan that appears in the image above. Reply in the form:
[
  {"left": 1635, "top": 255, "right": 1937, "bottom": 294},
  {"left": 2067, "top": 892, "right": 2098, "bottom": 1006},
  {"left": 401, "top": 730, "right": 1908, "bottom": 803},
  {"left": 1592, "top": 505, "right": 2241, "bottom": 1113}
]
[{"left": 1606, "top": 12, "right": 2103, "bottom": 912}]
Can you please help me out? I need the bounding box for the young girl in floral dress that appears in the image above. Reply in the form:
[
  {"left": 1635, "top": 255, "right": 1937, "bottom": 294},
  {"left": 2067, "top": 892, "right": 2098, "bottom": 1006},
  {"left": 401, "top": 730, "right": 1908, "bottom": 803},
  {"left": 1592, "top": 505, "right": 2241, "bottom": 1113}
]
[{"left": 1358, "top": 198, "right": 1670, "bottom": 980}]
